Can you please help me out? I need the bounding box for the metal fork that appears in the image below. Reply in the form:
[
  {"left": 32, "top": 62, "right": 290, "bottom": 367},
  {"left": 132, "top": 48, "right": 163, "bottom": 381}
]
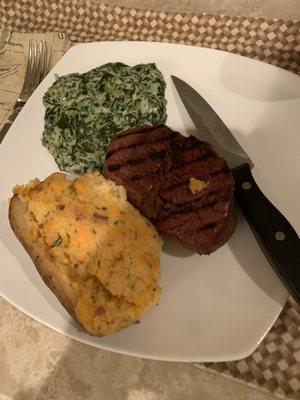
[{"left": 0, "top": 40, "right": 51, "bottom": 145}]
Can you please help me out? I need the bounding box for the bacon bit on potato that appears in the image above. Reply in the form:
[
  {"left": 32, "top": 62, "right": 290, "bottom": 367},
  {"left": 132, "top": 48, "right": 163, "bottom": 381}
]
[
  {"left": 96, "top": 306, "right": 106, "bottom": 316},
  {"left": 93, "top": 213, "right": 108, "bottom": 222}
]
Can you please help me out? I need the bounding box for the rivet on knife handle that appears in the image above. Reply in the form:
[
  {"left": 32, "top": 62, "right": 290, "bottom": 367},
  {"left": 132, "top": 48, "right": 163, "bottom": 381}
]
[{"left": 233, "top": 163, "right": 300, "bottom": 303}]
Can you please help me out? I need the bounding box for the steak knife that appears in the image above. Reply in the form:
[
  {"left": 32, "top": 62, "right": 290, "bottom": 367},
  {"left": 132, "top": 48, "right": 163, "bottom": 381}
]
[{"left": 172, "top": 75, "right": 300, "bottom": 303}]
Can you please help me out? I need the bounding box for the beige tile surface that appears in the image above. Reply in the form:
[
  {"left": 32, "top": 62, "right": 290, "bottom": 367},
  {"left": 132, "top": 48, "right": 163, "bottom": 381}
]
[
  {"left": 96, "top": 0, "right": 300, "bottom": 19},
  {"left": 1, "top": 2, "right": 299, "bottom": 400},
  {"left": 0, "top": 298, "right": 282, "bottom": 400}
]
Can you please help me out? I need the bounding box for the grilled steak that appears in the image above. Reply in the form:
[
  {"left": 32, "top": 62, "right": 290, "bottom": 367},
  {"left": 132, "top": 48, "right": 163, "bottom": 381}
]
[{"left": 103, "top": 125, "right": 236, "bottom": 254}]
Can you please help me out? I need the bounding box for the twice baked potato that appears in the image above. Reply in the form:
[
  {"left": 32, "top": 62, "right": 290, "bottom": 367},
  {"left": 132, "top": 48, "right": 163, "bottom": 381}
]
[{"left": 9, "top": 172, "right": 162, "bottom": 336}]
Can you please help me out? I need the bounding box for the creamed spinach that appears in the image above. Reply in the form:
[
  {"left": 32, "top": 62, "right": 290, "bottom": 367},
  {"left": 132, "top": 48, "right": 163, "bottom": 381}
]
[{"left": 42, "top": 63, "right": 167, "bottom": 174}]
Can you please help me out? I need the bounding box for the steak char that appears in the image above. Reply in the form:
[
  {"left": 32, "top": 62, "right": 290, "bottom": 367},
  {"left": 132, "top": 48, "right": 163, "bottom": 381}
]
[{"left": 103, "top": 125, "right": 236, "bottom": 254}]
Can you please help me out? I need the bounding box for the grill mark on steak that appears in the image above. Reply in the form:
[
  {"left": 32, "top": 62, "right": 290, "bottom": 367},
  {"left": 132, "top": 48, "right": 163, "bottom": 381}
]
[
  {"left": 160, "top": 175, "right": 234, "bottom": 210},
  {"left": 106, "top": 149, "right": 166, "bottom": 171},
  {"left": 106, "top": 125, "right": 171, "bottom": 157},
  {"left": 170, "top": 205, "right": 236, "bottom": 254},
  {"left": 114, "top": 124, "right": 165, "bottom": 139},
  {"left": 167, "top": 151, "right": 216, "bottom": 171},
  {"left": 161, "top": 166, "right": 229, "bottom": 194},
  {"left": 159, "top": 186, "right": 234, "bottom": 217},
  {"left": 175, "top": 147, "right": 213, "bottom": 166},
  {"left": 106, "top": 135, "right": 170, "bottom": 159},
  {"left": 103, "top": 125, "right": 236, "bottom": 254},
  {"left": 155, "top": 197, "right": 229, "bottom": 224},
  {"left": 130, "top": 151, "right": 216, "bottom": 184},
  {"left": 110, "top": 164, "right": 163, "bottom": 183},
  {"left": 164, "top": 156, "right": 227, "bottom": 183},
  {"left": 106, "top": 140, "right": 170, "bottom": 169}
]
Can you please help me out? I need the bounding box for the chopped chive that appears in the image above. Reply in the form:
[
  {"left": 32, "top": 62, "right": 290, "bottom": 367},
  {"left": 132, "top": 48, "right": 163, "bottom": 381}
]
[{"left": 51, "top": 235, "right": 62, "bottom": 248}]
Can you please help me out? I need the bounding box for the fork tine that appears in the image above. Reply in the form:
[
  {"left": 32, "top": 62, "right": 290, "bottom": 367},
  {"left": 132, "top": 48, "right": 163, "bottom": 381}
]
[
  {"left": 32, "top": 41, "right": 41, "bottom": 93},
  {"left": 20, "top": 40, "right": 34, "bottom": 98},
  {"left": 36, "top": 41, "right": 42, "bottom": 86},
  {"left": 27, "top": 41, "right": 40, "bottom": 95},
  {"left": 39, "top": 42, "right": 46, "bottom": 81},
  {"left": 45, "top": 42, "right": 51, "bottom": 77},
  {"left": 46, "top": 42, "right": 51, "bottom": 74},
  {"left": 40, "top": 41, "right": 49, "bottom": 81},
  {"left": 25, "top": 40, "right": 38, "bottom": 97}
]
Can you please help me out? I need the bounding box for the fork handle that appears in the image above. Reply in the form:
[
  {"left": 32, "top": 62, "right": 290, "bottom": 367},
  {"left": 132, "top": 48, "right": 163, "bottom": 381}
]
[{"left": 0, "top": 103, "right": 25, "bottom": 145}]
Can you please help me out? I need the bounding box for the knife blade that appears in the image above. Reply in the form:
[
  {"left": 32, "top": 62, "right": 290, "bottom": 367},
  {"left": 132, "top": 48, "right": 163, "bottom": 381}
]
[{"left": 172, "top": 75, "right": 300, "bottom": 303}]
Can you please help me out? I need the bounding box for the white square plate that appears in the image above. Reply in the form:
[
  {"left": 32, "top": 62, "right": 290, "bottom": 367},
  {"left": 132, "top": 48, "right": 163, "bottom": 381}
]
[{"left": 1, "top": 42, "right": 299, "bottom": 362}]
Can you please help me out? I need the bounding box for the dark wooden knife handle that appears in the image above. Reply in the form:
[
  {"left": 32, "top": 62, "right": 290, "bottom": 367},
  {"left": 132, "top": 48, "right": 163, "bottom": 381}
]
[{"left": 232, "top": 163, "right": 300, "bottom": 303}]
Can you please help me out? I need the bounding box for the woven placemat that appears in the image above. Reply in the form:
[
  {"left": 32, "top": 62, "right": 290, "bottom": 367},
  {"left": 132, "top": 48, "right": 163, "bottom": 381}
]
[
  {"left": 203, "top": 298, "right": 300, "bottom": 399},
  {"left": 2, "top": 0, "right": 300, "bottom": 74},
  {"left": 1, "top": 2, "right": 300, "bottom": 399}
]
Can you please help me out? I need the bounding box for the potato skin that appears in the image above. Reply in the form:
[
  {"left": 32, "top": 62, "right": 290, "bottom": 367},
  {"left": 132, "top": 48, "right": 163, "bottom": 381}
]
[{"left": 9, "top": 195, "right": 80, "bottom": 325}]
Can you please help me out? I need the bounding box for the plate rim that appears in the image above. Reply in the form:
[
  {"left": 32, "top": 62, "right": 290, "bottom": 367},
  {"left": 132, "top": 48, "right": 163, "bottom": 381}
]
[{"left": 1, "top": 39, "right": 294, "bottom": 362}]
